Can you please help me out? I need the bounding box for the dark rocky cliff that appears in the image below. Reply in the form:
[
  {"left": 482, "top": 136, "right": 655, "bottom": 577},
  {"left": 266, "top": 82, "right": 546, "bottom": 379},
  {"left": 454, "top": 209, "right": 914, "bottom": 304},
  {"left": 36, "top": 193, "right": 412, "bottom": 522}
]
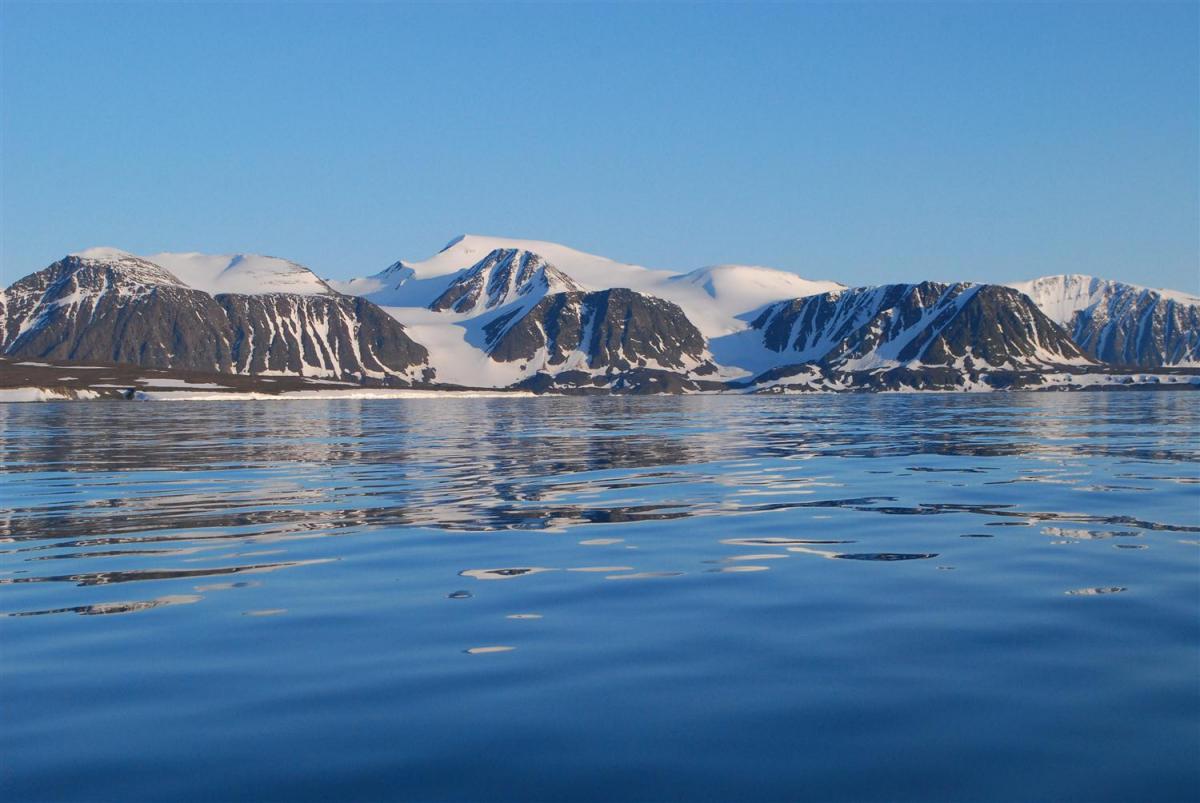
[
  {"left": 750, "top": 282, "right": 1088, "bottom": 372},
  {"left": 485, "top": 287, "right": 713, "bottom": 374}
]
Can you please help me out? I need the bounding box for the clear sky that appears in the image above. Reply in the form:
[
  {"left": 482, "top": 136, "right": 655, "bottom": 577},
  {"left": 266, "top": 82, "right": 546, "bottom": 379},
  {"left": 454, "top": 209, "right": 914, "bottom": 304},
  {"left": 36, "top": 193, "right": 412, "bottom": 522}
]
[{"left": 2, "top": 2, "right": 1197, "bottom": 291}]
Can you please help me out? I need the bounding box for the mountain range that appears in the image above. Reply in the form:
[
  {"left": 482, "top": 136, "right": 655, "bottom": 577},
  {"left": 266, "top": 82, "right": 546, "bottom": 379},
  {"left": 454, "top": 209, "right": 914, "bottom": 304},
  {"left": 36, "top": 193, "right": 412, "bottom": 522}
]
[{"left": 1, "top": 235, "right": 1197, "bottom": 396}]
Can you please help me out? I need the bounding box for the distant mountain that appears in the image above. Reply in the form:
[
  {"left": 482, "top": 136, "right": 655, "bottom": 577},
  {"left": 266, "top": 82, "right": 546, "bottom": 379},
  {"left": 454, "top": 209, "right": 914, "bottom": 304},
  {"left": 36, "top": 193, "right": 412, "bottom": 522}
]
[
  {"left": 1011, "top": 275, "right": 1200, "bottom": 367},
  {"left": 2, "top": 238, "right": 1196, "bottom": 395},
  {"left": 0, "top": 250, "right": 428, "bottom": 381}
]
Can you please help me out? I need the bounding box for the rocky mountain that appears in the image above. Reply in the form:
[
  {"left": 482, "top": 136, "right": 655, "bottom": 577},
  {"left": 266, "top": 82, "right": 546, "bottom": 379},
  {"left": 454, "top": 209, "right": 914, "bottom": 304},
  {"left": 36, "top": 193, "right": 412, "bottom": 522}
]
[
  {"left": 0, "top": 249, "right": 429, "bottom": 381},
  {"left": 214, "top": 293, "right": 428, "bottom": 378},
  {"left": 1011, "top": 275, "right": 1200, "bottom": 367},
  {"left": 727, "top": 282, "right": 1091, "bottom": 390},
  {"left": 429, "top": 249, "right": 581, "bottom": 314},
  {"left": 330, "top": 236, "right": 840, "bottom": 387},
  {"left": 409, "top": 248, "right": 720, "bottom": 389},
  {"left": 485, "top": 287, "right": 714, "bottom": 371}
]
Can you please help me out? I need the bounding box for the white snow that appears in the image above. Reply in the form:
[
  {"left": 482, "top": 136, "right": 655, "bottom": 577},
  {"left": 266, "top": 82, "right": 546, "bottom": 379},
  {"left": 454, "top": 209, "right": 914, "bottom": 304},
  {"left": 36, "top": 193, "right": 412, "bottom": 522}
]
[
  {"left": 331, "top": 234, "right": 671, "bottom": 308},
  {"left": 378, "top": 234, "right": 677, "bottom": 286},
  {"left": 662, "top": 264, "right": 843, "bottom": 337},
  {"left": 146, "top": 252, "right": 335, "bottom": 296},
  {"left": 134, "top": 379, "right": 231, "bottom": 388},
  {"left": 133, "top": 388, "right": 537, "bottom": 401},
  {"left": 388, "top": 307, "right": 531, "bottom": 388},
  {"left": 1011, "top": 274, "right": 1200, "bottom": 325},
  {"left": 1034, "top": 371, "right": 1200, "bottom": 389},
  {"left": 0, "top": 388, "right": 100, "bottom": 402},
  {"left": 54, "top": 247, "right": 335, "bottom": 297},
  {"left": 71, "top": 246, "right": 139, "bottom": 262}
]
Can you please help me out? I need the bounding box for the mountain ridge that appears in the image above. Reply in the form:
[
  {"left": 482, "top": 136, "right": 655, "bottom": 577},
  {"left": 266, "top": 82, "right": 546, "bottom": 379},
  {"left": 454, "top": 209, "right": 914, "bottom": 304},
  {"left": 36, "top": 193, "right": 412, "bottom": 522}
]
[
  {"left": 1009, "top": 274, "right": 1200, "bottom": 367},
  {"left": 2, "top": 237, "right": 1196, "bottom": 395}
]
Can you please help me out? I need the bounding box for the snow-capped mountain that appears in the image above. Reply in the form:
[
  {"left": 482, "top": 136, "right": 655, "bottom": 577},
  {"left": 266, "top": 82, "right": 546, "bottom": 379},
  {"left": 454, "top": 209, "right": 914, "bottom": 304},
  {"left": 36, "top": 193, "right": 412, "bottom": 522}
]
[
  {"left": 733, "top": 282, "right": 1089, "bottom": 387},
  {"left": 331, "top": 235, "right": 842, "bottom": 385},
  {"left": 397, "top": 245, "right": 721, "bottom": 388},
  {"left": 390, "top": 234, "right": 677, "bottom": 288},
  {"left": 1011, "top": 275, "right": 1200, "bottom": 367},
  {"left": 2, "top": 237, "right": 1196, "bottom": 395},
  {"left": 336, "top": 235, "right": 840, "bottom": 336},
  {"left": 328, "top": 234, "right": 672, "bottom": 308},
  {"left": 429, "top": 249, "right": 582, "bottom": 314},
  {"left": 2, "top": 250, "right": 211, "bottom": 363},
  {"left": 1, "top": 250, "right": 428, "bottom": 381}
]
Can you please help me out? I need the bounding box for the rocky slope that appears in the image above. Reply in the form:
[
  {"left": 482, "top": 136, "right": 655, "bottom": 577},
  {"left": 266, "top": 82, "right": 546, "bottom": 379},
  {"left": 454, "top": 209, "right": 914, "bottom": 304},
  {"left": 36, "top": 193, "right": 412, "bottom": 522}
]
[
  {"left": 1, "top": 250, "right": 428, "bottom": 381},
  {"left": 485, "top": 287, "right": 714, "bottom": 371},
  {"left": 1011, "top": 275, "right": 1200, "bottom": 367},
  {"left": 429, "top": 249, "right": 582, "bottom": 314},
  {"left": 727, "top": 282, "right": 1091, "bottom": 390}
]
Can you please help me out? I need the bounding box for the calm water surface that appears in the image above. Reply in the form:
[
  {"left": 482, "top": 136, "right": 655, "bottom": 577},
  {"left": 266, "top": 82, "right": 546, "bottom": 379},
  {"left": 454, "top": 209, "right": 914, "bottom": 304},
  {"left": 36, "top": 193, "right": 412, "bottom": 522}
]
[{"left": 2, "top": 394, "right": 1198, "bottom": 802}]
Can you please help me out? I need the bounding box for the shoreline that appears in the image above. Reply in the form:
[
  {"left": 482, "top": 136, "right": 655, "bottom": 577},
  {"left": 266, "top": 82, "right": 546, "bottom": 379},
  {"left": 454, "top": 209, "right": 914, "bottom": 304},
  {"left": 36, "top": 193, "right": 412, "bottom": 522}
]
[
  {"left": 2, "top": 356, "right": 1197, "bottom": 402},
  {"left": 3, "top": 379, "right": 1197, "bottom": 403}
]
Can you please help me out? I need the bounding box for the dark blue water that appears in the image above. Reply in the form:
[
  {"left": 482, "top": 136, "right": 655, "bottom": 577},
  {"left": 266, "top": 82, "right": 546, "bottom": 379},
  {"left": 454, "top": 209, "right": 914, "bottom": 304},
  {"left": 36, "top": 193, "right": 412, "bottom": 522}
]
[{"left": 2, "top": 394, "right": 1198, "bottom": 802}]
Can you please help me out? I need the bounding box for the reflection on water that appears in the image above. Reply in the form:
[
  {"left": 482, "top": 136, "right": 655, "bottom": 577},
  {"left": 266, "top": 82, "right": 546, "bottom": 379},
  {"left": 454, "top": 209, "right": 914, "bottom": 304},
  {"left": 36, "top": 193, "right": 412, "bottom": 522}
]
[
  {"left": 4, "top": 397, "right": 1197, "bottom": 550},
  {"left": 6, "top": 593, "right": 203, "bottom": 618},
  {"left": 465, "top": 645, "right": 516, "bottom": 655},
  {"left": 787, "top": 546, "right": 940, "bottom": 561},
  {"left": 1, "top": 393, "right": 1198, "bottom": 802},
  {"left": 0, "top": 558, "right": 336, "bottom": 588},
  {"left": 459, "top": 567, "right": 554, "bottom": 581}
]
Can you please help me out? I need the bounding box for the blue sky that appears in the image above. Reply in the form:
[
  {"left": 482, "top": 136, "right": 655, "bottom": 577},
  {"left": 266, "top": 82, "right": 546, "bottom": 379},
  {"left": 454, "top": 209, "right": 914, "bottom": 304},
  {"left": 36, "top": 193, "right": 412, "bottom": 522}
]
[{"left": 2, "top": 2, "right": 1196, "bottom": 291}]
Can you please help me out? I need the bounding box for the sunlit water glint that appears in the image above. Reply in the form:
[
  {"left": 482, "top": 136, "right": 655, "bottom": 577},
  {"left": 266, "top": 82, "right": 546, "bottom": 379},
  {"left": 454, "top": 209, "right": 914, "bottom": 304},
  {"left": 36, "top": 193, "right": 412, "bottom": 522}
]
[{"left": 2, "top": 394, "right": 1198, "bottom": 802}]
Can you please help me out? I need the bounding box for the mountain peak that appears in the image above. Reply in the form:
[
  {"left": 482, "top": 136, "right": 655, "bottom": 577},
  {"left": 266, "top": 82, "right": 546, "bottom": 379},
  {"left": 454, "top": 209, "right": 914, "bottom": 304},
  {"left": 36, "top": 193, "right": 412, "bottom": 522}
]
[
  {"left": 1011, "top": 274, "right": 1200, "bottom": 367},
  {"left": 429, "top": 248, "right": 582, "bottom": 315},
  {"left": 439, "top": 234, "right": 469, "bottom": 253},
  {"left": 1012, "top": 274, "right": 1200, "bottom": 311},
  {"left": 70, "top": 246, "right": 141, "bottom": 263}
]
